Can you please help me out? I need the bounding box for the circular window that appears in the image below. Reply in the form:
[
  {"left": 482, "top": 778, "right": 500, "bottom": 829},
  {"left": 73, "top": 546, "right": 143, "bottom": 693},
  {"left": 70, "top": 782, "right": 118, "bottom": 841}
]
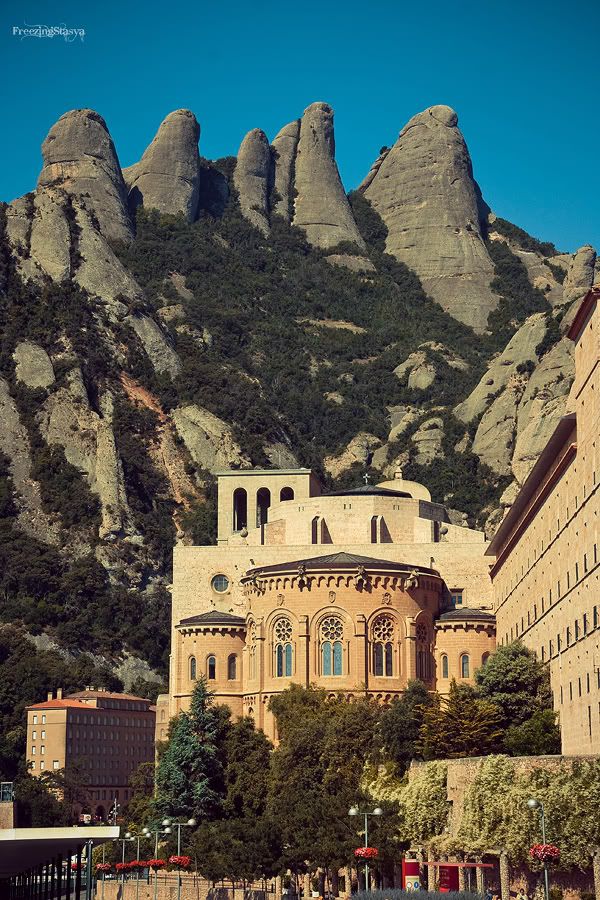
[{"left": 211, "top": 574, "right": 229, "bottom": 593}]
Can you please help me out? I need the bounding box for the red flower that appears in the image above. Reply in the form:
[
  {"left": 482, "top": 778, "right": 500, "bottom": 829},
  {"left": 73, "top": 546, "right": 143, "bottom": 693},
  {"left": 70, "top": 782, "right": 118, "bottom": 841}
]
[
  {"left": 168, "top": 855, "right": 192, "bottom": 869},
  {"left": 71, "top": 863, "right": 82, "bottom": 871},
  {"left": 354, "top": 847, "right": 379, "bottom": 860},
  {"left": 96, "top": 863, "right": 112, "bottom": 873},
  {"left": 530, "top": 844, "right": 560, "bottom": 863},
  {"left": 147, "top": 859, "right": 167, "bottom": 870},
  {"left": 115, "top": 863, "right": 128, "bottom": 873}
]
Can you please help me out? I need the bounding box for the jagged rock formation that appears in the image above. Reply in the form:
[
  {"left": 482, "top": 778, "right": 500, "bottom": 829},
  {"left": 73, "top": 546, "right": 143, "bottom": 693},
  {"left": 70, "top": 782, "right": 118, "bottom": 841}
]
[
  {"left": 233, "top": 129, "right": 272, "bottom": 236},
  {"left": 271, "top": 120, "right": 300, "bottom": 221},
  {"left": 362, "top": 105, "right": 496, "bottom": 332},
  {"left": 126, "top": 314, "right": 181, "bottom": 377},
  {"left": 562, "top": 245, "right": 597, "bottom": 305},
  {"left": 37, "top": 108, "right": 133, "bottom": 244},
  {"left": 293, "top": 102, "right": 366, "bottom": 252},
  {"left": 324, "top": 432, "right": 381, "bottom": 478},
  {"left": 411, "top": 417, "right": 445, "bottom": 465},
  {"left": 38, "top": 372, "right": 133, "bottom": 540},
  {"left": 123, "top": 109, "right": 201, "bottom": 221}
]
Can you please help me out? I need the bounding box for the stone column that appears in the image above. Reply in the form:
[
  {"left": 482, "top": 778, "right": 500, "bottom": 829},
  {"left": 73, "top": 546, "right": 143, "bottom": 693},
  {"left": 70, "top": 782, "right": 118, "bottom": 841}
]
[
  {"left": 298, "top": 615, "right": 310, "bottom": 686},
  {"left": 355, "top": 615, "right": 367, "bottom": 688},
  {"left": 427, "top": 849, "right": 436, "bottom": 891},
  {"left": 593, "top": 850, "right": 600, "bottom": 900},
  {"left": 458, "top": 855, "right": 466, "bottom": 892},
  {"left": 406, "top": 619, "right": 417, "bottom": 680},
  {"left": 275, "top": 876, "right": 282, "bottom": 900},
  {"left": 500, "top": 852, "right": 510, "bottom": 900},
  {"left": 476, "top": 857, "right": 485, "bottom": 895},
  {"left": 303, "top": 873, "right": 311, "bottom": 900}
]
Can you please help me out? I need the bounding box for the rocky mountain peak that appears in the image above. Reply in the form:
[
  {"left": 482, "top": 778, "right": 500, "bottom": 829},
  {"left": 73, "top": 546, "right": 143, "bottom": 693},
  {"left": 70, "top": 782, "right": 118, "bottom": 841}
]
[
  {"left": 37, "top": 108, "right": 133, "bottom": 243},
  {"left": 233, "top": 128, "right": 272, "bottom": 236},
  {"left": 292, "top": 102, "right": 366, "bottom": 252},
  {"left": 122, "top": 109, "right": 201, "bottom": 222},
  {"left": 362, "top": 104, "right": 496, "bottom": 333}
]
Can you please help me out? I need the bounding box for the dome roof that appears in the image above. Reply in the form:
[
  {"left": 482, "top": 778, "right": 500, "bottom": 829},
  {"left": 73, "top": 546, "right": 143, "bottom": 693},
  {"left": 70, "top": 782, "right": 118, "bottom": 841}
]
[
  {"left": 244, "top": 552, "right": 439, "bottom": 578},
  {"left": 327, "top": 484, "right": 412, "bottom": 498}
]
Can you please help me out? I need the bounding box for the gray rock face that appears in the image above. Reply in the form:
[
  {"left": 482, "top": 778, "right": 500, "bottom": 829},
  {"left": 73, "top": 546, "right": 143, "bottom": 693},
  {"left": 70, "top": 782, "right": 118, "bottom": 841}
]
[
  {"left": 233, "top": 129, "right": 272, "bottom": 236},
  {"left": 454, "top": 312, "right": 548, "bottom": 423},
  {"left": 13, "top": 342, "right": 55, "bottom": 389},
  {"left": 562, "top": 245, "right": 596, "bottom": 305},
  {"left": 293, "top": 103, "right": 366, "bottom": 252},
  {"left": 362, "top": 105, "right": 496, "bottom": 332},
  {"left": 38, "top": 109, "right": 133, "bottom": 243},
  {"left": 0, "top": 378, "right": 61, "bottom": 544},
  {"left": 126, "top": 314, "right": 181, "bottom": 378},
  {"left": 324, "top": 432, "right": 381, "bottom": 478},
  {"left": 39, "top": 375, "right": 133, "bottom": 539},
  {"left": 410, "top": 417, "right": 444, "bottom": 465},
  {"left": 271, "top": 120, "right": 300, "bottom": 221},
  {"left": 172, "top": 405, "right": 249, "bottom": 471},
  {"left": 123, "top": 109, "right": 201, "bottom": 222}
]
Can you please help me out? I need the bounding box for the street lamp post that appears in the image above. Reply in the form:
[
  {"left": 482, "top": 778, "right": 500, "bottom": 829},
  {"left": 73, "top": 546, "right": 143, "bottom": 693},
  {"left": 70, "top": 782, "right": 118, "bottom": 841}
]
[
  {"left": 142, "top": 821, "right": 172, "bottom": 900},
  {"left": 118, "top": 834, "right": 135, "bottom": 887},
  {"left": 528, "top": 798, "right": 549, "bottom": 900},
  {"left": 349, "top": 805, "right": 383, "bottom": 893},
  {"left": 162, "top": 818, "right": 197, "bottom": 900}
]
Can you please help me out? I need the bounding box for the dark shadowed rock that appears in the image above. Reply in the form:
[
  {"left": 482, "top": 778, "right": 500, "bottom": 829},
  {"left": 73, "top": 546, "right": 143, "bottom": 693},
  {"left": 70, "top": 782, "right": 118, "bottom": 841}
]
[
  {"left": 37, "top": 108, "right": 133, "bottom": 243},
  {"left": 271, "top": 119, "right": 300, "bottom": 221},
  {"left": 123, "top": 109, "right": 201, "bottom": 222},
  {"left": 233, "top": 129, "right": 272, "bottom": 236},
  {"left": 362, "top": 104, "right": 496, "bottom": 332}
]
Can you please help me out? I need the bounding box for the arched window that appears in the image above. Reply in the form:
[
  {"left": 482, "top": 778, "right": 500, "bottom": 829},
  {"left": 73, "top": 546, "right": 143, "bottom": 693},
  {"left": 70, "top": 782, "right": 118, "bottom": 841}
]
[
  {"left": 280, "top": 487, "right": 294, "bottom": 501},
  {"left": 207, "top": 655, "right": 216, "bottom": 680},
  {"left": 227, "top": 654, "right": 237, "bottom": 680},
  {"left": 372, "top": 615, "right": 395, "bottom": 676},
  {"left": 274, "top": 618, "right": 293, "bottom": 677},
  {"left": 461, "top": 654, "right": 470, "bottom": 679},
  {"left": 441, "top": 655, "right": 449, "bottom": 679},
  {"left": 482, "top": 652, "right": 490, "bottom": 666},
  {"left": 233, "top": 488, "right": 247, "bottom": 532},
  {"left": 189, "top": 657, "right": 197, "bottom": 681},
  {"left": 256, "top": 488, "right": 271, "bottom": 527},
  {"left": 320, "top": 616, "right": 344, "bottom": 676}
]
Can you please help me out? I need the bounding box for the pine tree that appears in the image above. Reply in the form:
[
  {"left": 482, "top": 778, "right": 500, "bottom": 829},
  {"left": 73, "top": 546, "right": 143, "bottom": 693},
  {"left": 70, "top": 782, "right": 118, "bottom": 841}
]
[{"left": 155, "top": 678, "right": 225, "bottom": 819}]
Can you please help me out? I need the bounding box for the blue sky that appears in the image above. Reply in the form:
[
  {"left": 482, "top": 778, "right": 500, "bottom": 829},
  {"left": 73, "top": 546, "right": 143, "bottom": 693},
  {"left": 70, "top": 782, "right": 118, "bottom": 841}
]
[{"left": 2, "top": 0, "right": 598, "bottom": 252}]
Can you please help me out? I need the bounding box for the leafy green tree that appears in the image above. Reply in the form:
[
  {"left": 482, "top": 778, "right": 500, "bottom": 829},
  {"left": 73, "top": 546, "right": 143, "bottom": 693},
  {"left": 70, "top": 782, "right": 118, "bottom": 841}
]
[
  {"left": 155, "top": 678, "right": 225, "bottom": 820},
  {"left": 379, "top": 679, "right": 434, "bottom": 772},
  {"left": 418, "top": 681, "right": 503, "bottom": 759},
  {"left": 504, "top": 709, "right": 561, "bottom": 756},
  {"left": 475, "top": 641, "right": 552, "bottom": 728}
]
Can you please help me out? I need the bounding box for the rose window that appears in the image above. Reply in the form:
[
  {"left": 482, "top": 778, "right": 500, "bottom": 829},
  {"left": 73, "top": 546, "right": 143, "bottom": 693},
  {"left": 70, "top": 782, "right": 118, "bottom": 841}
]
[
  {"left": 372, "top": 615, "right": 394, "bottom": 642},
  {"left": 320, "top": 616, "right": 343, "bottom": 641},
  {"left": 274, "top": 618, "right": 292, "bottom": 642}
]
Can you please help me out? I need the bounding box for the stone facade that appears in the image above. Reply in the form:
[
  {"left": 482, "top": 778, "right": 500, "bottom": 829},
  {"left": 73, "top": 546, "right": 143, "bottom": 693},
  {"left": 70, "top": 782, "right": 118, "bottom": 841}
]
[
  {"left": 163, "top": 469, "right": 495, "bottom": 741},
  {"left": 489, "top": 288, "right": 600, "bottom": 754}
]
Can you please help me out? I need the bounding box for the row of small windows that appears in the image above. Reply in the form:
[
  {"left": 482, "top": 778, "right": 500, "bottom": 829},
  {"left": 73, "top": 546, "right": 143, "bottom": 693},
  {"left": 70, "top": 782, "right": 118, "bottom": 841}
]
[
  {"left": 501, "top": 538, "right": 598, "bottom": 606},
  {"left": 503, "top": 605, "right": 599, "bottom": 652},
  {"left": 559, "top": 669, "right": 600, "bottom": 705},
  {"left": 190, "top": 654, "right": 238, "bottom": 681},
  {"left": 232, "top": 486, "right": 295, "bottom": 532},
  {"left": 439, "top": 652, "right": 489, "bottom": 679}
]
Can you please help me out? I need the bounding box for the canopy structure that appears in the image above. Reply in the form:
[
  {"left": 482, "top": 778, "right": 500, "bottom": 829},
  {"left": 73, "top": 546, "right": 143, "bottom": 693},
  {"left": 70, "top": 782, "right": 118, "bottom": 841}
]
[{"left": 0, "top": 826, "right": 119, "bottom": 898}]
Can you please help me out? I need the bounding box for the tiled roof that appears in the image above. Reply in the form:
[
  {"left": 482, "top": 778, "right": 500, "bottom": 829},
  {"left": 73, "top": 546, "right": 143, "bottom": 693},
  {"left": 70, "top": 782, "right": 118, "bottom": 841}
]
[
  {"left": 67, "top": 690, "right": 150, "bottom": 702},
  {"left": 437, "top": 607, "right": 495, "bottom": 622},
  {"left": 178, "top": 610, "right": 246, "bottom": 628},
  {"left": 26, "top": 700, "right": 89, "bottom": 710}
]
